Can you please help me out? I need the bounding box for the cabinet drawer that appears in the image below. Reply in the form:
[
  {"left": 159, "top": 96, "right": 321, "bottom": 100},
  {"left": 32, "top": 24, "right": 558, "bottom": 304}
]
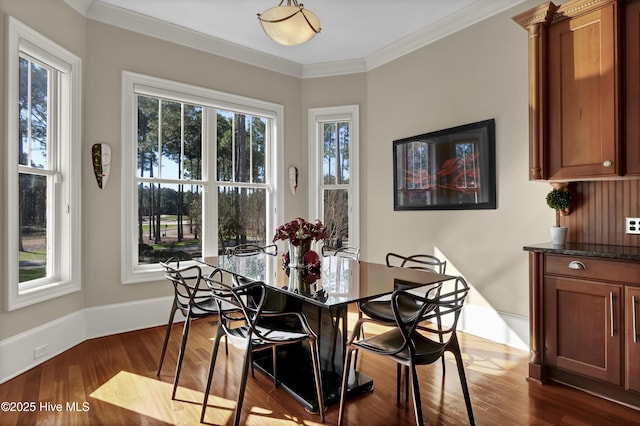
[{"left": 544, "top": 255, "right": 640, "bottom": 285}]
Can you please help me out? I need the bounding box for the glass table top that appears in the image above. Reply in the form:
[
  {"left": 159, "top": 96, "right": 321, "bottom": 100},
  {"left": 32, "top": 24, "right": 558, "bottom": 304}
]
[{"left": 198, "top": 254, "right": 451, "bottom": 308}]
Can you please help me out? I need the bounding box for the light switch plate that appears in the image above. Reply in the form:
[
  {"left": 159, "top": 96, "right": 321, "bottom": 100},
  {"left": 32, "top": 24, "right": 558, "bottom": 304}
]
[{"left": 626, "top": 217, "right": 640, "bottom": 234}]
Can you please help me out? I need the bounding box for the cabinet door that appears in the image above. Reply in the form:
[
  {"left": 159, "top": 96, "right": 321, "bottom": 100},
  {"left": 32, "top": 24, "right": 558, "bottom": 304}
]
[
  {"left": 544, "top": 276, "right": 622, "bottom": 384},
  {"left": 548, "top": 2, "right": 619, "bottom": 179},
  {"left": 626, "top": 287, "right": 640, "bottom": 392},
  {"left": 625, "top": 0, "right": 640, "bottom": 175}
]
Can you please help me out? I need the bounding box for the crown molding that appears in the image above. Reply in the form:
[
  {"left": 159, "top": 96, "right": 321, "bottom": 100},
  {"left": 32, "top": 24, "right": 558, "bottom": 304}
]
[
  {"left": 365, "top": 0, "right": 529, "bottom": 71},
  {"left": 302, "top": 58, "right": 367, "bottom": 79},
  {"left": 64, "top": 0, "right": 92, "bottom": 15},
  {"left": 69, "top": 0, "right": 304, "bottom": 78},
  {"left": 66, "top": 0, "right": 528, "bottom": 79}
]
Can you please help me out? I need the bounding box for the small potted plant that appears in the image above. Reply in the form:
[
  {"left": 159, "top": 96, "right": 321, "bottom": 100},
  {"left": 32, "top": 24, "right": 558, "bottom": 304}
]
[{"left": 546, "top": 187, "right": 571, "bottom": 245}]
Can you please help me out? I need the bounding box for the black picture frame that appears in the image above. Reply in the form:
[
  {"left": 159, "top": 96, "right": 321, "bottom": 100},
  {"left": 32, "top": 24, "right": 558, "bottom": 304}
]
[{"left": 393, "top": 119, "right": 496, "bottom": 211}]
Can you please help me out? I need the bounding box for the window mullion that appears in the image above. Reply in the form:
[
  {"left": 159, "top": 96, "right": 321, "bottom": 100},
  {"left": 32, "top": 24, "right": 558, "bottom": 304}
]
[
  {"left": 249, "top": 117, "right": 254, "bottom": 183},
  {"left": 231, "top": 114, "right": 236, "bottom": 182},
  {"left": 26, "top": 58, "right": 33, "bottom": 167},
  {"left": 180, "top": 102, "right": 185, "bottom": 179},
  {"left": 334, "top": 122, "right": 339, "bottom": 184},
  {"left": 158, "top": 100, "right": 163, "bottom": 178}
]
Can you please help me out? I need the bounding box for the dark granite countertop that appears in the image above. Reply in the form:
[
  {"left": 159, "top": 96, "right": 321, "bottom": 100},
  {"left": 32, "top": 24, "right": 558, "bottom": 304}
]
[{"left": 523, "top": 242, "right": 640, "bottom": 262}]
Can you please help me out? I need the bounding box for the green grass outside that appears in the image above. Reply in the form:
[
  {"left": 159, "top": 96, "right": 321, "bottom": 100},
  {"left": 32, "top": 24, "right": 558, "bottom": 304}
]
[
  {"left": 20, "top": 268, "right": 46, "bottom": 282},
  {"left": 19, "top": 250, "right": 46, "bottom": 282},
  {"left": 150, "top": 240, "right": 199, "bottom": 250},
  {"left": 19, "top": 250, "right": 46, "bottom": 261}
]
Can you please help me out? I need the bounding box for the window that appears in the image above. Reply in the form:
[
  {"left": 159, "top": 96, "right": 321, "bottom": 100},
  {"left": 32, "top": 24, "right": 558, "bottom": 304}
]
[
  {"left": 4, "top": 17, "right": 82, "bottom": 311},
  {"left": 122, "top": 72, "right": 283, "bottom": 283},
  {"left": 308, "top": 106, "right": 359, "bottom": 250}
]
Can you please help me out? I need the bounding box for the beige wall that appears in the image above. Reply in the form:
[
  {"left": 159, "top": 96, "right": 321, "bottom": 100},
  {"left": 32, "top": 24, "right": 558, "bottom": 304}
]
[
  {"left": 362, "top": 2, "right": 550, "bottom": 314},
  {"left": 1, "top": 0, "right": 550, "bottom": 341},
  {"left": 0, "top": 0, "right": 88, "bottom": 340}
]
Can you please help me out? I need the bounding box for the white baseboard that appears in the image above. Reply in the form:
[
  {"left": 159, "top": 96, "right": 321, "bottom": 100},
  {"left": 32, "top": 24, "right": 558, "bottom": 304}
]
[
  {"left": 0, "top": 297, "right": 528, "bottom": 384},
  {"left": 0, "top": 296, "right": 175, "bottom": 384},
  {"left": 458, "top": 303, "right": 529, "bottom": 351},
  {"left": 84, "top": 296, "right": 175, "bottom": 339}
]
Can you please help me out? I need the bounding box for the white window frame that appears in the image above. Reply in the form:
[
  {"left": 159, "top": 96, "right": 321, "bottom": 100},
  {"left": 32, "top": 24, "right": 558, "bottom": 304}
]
[
  {"left": 4, "top": 17, "right": 82, "bottom": 311},
  {"left": 308, "top": 105, "right": 360, "bottom": 251},
  {"left": 121, "top": 72, "right": 284, "bottom": 284}
]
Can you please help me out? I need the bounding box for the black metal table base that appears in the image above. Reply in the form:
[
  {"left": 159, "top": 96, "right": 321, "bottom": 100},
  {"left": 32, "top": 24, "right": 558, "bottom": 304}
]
[{"left": 253, "top": 351, "right": 373, "bottom": 413}]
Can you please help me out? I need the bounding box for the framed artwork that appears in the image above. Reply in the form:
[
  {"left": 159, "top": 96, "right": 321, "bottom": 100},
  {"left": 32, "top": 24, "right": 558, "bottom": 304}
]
[{"left": 393, "top": 119, "right": 496, "bottom": 210}]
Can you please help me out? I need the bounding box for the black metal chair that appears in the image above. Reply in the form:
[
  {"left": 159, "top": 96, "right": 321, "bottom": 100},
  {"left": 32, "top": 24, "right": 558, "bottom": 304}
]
[
  {"left": 321, "top": 245, "right": 360, "bottom": 261},
  {"left": 225, "top": 243, "right": 277, "bottom": 257},
  {"left": 200, "top": 278, "right": 325, "bottom": 425},
  {"left": 356, "top": 252, "right": 447, "bottom": 402},
  {"left": 225, "top": 243, "right": 278, "bottom": 287},
  {"left": 156, "top": 259, "right": 226, "bottom": 399},
  {"left": 338, "top": 276, "right": 474, "bottom": 426},
  {"left": 359, "top": 253, "right": 447, "bottom": 322}
]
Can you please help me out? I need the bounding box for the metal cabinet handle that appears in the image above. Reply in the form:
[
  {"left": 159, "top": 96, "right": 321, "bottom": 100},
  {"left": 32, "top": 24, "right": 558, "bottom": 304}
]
[
  {"left": 633, "top": 296, "right": 638, "bottom": 344},
  {"left": 603, "top": 160, "right": 612, "bottom": 167},
  {"left": 568, "top": 261, "right": 586, "bottom": 270},
  {"left": 610, "top": 292, "right": 615, "bottom": 337}
]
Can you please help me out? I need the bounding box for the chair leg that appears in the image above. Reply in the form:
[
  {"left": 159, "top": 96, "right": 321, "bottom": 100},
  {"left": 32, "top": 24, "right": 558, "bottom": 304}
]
[
  {"left": 200, "top": 321, "right": 224, "bottom": 423},
  {"left": 396, "top": 364, "right": 402, "bottom": 404},
  {"left": 157, "top": 305, "right": 178, "bottom": 375},
  {"left": 405, "top": 365, "right": 409, "bottom": 402},
  {"left": 233, "top": 339, "right": 254, "bottom": 426},
  {"left": 352, "top": 310, "right": 363, "bottom": 370},
  {"left": 338, "top": 346, "right": 355, "bottom": 426},
  {"left": 452, "top": 348, "right": 475, "bottom": 425},
  {"left": 308, "top": 338, "right": 325, "bottom": 422},
  {"left": 172, "top": 312, "right": 192, "bottom": 399},
  {"left": 408, "top": 362, "right": 424, "bottom": 426},
  {"left": 272, "top": 347, "right": 278, "bottom": 387}
]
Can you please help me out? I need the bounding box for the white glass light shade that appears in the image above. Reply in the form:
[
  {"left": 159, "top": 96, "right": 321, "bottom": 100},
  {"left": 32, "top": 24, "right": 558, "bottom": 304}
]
[{"left": 258, "top": 3, "right": 321, "bottom": 46}]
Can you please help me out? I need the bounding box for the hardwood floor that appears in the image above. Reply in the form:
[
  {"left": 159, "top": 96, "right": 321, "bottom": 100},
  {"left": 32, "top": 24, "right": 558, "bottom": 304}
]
[{"left": 1, "top": 311, "right": 639, "bottom": 425}]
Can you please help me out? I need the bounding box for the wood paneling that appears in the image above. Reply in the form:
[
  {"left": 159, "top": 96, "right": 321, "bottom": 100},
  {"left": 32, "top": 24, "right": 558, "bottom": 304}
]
[{"left": 561, "top": 180, "right": 640, "bottom": 246}]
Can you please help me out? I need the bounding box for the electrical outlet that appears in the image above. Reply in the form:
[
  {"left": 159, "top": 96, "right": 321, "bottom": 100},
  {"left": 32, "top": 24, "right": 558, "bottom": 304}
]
[
  {"left": 34, "top": 344, "right": 48, "bottom": 359},
  {"left": 626, "top": 217, "right": 640, "bottom": 235}
]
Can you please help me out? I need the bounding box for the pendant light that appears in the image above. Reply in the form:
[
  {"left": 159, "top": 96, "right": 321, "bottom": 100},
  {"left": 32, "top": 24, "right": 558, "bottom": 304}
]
[{"left": 257, "top": 0, "right": 321, "bottom": 46}]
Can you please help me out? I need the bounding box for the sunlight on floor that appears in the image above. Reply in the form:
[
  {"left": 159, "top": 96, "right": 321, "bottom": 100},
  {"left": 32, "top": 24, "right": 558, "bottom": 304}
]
[{"left": 89, "top": 371, "right": 324, "bottom": 425}]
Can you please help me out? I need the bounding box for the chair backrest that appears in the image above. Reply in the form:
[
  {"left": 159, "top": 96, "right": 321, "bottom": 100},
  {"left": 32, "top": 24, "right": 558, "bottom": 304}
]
[
  {"left": 225, "top": 243, "right": 278, "bottom": 257},
  {"left": 203, "top": 277, "right": 272, "bottom": 338},
  {"left": 385, "top": 252, "right": 447, "bottom": 274},
  {"left": 392, "top": 276, "right": 469, "bottom": 350},
  {"left": 160, "top": 259, "right": 220, "bottom": 311},
  {"left": 321, "top": 245, "right": 360, "bottom": 260}
]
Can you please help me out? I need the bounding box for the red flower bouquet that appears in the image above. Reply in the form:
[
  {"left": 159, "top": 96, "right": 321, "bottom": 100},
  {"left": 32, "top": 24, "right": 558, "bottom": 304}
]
[
  {"left": 274, "top": 218, "right": 326, "bottom": 282},
  {"left": 272, "top": 217, "right": 327, "bottom": 246}
]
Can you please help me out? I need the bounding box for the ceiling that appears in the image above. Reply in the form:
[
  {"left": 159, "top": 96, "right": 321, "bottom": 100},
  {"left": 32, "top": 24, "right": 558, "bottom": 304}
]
[{"left": 65, "top": 0, "right": 527, "bottom": 78}]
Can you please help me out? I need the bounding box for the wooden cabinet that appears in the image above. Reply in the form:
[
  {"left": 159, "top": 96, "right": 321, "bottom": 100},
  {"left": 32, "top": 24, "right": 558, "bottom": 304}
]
[
  {"left": 525, "top": 247, "right": 640, "bottom": 409},
  {"left": 544, "top": 266, "right": 622, "bottom": 384},
  {"left": 547, "top": 1, "right": 619, "bottom": 179},
  {"left": 625, "top": 0, "right": 640, "bottom": 175},
  {"left": 626, "top": 287, "right": 640, "bottom": 392},
  {"left": 514, "top": 0, "right": 632, "bottom": 180}
]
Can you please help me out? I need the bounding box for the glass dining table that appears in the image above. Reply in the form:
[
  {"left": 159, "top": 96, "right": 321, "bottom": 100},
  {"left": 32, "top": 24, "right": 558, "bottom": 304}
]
[{"left": 197, "top": 253, "right": 451, "bottom": 412}]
